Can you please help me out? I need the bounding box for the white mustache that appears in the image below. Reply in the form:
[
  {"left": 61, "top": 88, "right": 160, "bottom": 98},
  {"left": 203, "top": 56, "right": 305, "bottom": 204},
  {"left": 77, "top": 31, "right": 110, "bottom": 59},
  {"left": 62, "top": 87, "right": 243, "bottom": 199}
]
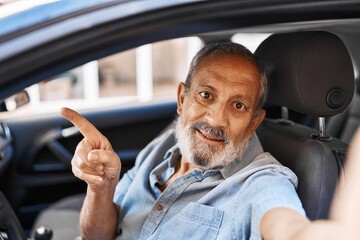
[{"left": 190, "top": 121, "right": 228, "bottom": 143}]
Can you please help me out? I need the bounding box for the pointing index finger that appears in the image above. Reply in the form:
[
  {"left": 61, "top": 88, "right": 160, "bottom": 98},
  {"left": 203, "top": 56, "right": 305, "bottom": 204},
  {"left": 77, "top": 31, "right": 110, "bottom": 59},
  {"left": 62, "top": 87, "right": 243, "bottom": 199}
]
[{"left": 60, "top": 107, "right": 106, "bottom": 148}]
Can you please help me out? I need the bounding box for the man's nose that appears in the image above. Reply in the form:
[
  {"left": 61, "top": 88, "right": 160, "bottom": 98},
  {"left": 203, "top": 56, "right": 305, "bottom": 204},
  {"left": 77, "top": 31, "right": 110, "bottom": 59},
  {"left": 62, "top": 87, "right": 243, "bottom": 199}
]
[{"left": 205, "top": 103, "right": 228, "bottom": 128}]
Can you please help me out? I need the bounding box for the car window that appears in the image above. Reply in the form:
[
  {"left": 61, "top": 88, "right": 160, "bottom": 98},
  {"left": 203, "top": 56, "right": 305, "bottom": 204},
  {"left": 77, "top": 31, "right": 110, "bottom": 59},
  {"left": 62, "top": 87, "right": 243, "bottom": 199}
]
[
  {"left": 0, "top": 33, "right": 270, "bottom": 119},
  {"left": 231, "top": 33, "right": 271, "bottom": 52},
  {"left": 0, "top": 36, "right": 203, "bottom": 118}
]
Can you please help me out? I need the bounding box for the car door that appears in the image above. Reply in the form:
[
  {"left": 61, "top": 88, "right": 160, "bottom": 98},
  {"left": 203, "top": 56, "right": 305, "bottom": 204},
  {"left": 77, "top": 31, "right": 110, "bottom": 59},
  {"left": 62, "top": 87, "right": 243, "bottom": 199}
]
[{"left": 0, "top": 99, "right": 177, "bottom": 231}]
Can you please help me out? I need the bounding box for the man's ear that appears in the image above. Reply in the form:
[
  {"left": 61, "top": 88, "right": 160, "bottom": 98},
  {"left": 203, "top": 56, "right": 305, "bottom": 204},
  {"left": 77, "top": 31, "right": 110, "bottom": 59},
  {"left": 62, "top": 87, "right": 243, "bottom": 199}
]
[
  {"left": 177, "top": 82, "right": 186, "bottom": 115},
  {"left": 250, "top": 109, "right": 266, "bottom": 132}
]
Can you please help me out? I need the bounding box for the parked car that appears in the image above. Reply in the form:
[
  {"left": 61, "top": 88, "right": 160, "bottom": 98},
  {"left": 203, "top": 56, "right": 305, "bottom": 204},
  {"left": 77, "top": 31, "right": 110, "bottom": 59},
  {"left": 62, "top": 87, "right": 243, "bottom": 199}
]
[{"left": 0, "top": 0, "right": 360, "bottom": 239}]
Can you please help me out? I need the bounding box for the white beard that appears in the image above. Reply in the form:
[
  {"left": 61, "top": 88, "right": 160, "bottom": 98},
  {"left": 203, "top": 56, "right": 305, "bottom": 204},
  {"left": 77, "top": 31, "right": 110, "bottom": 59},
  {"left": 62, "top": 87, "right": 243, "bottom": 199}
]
[{"left": 175, "top": 119, "right": 249, "bottom": 169}]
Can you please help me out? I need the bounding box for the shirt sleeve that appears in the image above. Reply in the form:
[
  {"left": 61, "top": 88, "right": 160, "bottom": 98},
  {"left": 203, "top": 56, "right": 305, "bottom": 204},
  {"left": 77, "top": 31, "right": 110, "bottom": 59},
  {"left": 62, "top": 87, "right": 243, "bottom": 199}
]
[{"left": 243, "top": 166, "right": 306, "bottom": 240}]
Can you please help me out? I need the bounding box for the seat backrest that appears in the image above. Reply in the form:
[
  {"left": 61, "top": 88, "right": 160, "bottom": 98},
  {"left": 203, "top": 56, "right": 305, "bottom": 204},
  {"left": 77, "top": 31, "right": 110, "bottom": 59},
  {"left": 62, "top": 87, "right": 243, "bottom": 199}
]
[{"left": 255, "top": 31, "right": 354, "bottom": 220}]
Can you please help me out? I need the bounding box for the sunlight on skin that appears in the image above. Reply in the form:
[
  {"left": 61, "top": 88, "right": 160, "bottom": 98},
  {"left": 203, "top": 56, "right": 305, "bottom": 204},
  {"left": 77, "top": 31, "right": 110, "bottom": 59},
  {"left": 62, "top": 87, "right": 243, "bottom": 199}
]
[
  {"left": 60, "top": 107, "right": 121, "bottom": 188},
  {"left": 331, "top": 127, "right": 360, "bottom": 238}
]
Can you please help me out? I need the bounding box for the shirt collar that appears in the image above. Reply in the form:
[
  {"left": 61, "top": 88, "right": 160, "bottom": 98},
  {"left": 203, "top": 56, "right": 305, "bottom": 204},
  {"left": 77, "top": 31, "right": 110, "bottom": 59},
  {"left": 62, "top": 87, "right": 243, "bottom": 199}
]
[
  {"left": 219, "top": 134, "right": 264, "bottom": 178},
  {"left": 163, "top": 144, "right": 180, "bottom": 164}
]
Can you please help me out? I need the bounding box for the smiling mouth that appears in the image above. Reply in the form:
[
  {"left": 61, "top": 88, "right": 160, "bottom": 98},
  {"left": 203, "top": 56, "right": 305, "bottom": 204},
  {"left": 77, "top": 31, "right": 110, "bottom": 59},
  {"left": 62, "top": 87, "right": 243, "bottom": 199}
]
[{"left": 196, "top": 129, "right": 225, "bottom": 142}]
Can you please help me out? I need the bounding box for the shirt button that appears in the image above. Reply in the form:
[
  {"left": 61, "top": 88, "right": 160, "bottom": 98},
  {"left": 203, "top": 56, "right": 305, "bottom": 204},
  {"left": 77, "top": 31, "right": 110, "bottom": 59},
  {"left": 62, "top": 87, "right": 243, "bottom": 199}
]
[{"left": 157, "top": 203, "right": 164, "bottom": 211}]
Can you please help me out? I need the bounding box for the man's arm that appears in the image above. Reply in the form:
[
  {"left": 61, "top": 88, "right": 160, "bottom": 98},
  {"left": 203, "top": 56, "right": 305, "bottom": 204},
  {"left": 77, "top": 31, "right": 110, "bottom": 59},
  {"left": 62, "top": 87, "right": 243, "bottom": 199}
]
[
  {"left": 261, "top": 128, "right": 360, "bottom": 240},
  {"left": 80, "top": 182, "right": 119, "bottom": 240},
  {"left": 60, "top": 108, "right": 121, "bottom": 240},
  {"left": 261, "top": 207, "right": 342, "bottom": 240}
]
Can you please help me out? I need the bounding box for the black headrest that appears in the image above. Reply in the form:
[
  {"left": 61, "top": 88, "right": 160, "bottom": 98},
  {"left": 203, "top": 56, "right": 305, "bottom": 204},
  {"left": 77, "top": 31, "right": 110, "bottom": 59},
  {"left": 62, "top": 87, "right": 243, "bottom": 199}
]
[{"left": 255, "top": 31, "right": 354, "bottom": 117}]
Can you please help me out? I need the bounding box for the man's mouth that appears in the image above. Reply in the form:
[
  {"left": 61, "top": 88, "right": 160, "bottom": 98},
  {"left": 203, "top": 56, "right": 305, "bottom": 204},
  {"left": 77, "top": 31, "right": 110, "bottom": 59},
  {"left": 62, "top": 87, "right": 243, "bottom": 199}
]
[{"left": 197, "top": 129, "right": 225, "bottom": 142}]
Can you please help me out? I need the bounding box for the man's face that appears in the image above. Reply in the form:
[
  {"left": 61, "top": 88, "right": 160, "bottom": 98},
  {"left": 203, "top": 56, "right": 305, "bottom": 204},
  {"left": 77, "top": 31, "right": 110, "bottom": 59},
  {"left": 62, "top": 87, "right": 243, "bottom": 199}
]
[{"left": 176, "top": 54, "right": 265, "bottom": 169}]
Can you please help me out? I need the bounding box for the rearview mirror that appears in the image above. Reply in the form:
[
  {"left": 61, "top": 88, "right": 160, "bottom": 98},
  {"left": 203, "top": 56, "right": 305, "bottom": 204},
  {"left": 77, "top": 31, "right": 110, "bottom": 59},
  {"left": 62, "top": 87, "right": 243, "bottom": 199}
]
[{"left": 2, "top": 91, "right": 30, "bottom": 111}]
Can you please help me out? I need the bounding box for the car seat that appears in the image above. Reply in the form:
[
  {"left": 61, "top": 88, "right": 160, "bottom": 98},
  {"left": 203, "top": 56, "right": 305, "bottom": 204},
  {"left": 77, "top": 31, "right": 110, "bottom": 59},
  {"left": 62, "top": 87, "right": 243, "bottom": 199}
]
[
  {"left": 255, "top": 31, "right": 355, "bottom": 220},
  {"left": 31, "top": 193, "right": 84, "bottom": 239}
]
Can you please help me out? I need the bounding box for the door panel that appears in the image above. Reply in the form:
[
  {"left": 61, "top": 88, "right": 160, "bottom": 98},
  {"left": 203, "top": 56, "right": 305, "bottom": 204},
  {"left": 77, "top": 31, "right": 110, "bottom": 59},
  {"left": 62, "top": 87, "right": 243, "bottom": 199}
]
[{"left": 0, "top": 101, "right": 177, "bottom": 230}]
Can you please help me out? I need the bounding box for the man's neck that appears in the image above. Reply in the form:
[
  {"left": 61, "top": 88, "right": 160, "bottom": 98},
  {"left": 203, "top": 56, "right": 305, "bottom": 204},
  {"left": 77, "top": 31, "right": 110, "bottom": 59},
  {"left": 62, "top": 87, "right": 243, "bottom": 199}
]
[
  {"left": 158, "top": 156, "right": 200, "bottom": 192},
  {"left": 176, "top": 156, "right": 200, "bottom": 175}
]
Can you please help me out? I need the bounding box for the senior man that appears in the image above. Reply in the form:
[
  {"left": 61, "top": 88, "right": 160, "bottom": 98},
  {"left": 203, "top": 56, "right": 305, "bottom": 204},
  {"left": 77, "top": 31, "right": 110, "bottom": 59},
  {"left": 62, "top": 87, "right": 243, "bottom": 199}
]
[{"left": 61, "top": 42, "right": 360, "bottom": 240}]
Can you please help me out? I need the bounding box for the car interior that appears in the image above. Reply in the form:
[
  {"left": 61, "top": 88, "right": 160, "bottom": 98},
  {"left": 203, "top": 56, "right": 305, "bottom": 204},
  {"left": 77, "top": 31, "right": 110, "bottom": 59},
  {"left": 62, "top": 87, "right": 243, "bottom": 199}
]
[
  {"left": 24, "top": 30, "right": 355, "bottom": 239},
  {"left": 255, "top": 31, "right": 353, "bottom": 220},
  {"left": 1, "top": 2, "right": 360, "bottom": 240}
]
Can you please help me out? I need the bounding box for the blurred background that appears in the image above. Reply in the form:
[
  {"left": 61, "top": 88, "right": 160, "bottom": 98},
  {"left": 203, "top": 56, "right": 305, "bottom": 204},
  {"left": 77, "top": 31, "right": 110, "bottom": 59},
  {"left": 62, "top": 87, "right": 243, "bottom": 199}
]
[{"left": 0, "top": 0, "right": 270, "bottom": 118}]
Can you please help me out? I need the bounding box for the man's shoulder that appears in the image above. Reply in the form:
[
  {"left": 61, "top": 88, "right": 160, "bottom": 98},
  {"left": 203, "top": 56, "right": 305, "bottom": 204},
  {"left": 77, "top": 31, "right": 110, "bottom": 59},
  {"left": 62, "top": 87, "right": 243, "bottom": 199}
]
[{"left": 236, "top": 152, "right": 299, "bottom": 188}]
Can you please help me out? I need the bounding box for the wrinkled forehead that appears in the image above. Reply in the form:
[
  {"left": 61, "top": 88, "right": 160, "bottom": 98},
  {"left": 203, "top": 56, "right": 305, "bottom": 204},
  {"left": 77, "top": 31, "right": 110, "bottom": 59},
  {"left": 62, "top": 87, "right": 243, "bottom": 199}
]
[
  {"left": 196, "top": 53, "right": 260, "bottom": 76},
  {"left": 194, "top": 53, "right": 261, "bottom": 88}
]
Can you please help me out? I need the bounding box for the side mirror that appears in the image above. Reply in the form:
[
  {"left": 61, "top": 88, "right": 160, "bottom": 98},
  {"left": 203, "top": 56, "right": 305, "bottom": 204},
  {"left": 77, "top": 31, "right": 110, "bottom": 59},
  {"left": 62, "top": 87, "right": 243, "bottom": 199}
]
[{"left": 1, "top": 91, "right": 30, "bottom": 111}]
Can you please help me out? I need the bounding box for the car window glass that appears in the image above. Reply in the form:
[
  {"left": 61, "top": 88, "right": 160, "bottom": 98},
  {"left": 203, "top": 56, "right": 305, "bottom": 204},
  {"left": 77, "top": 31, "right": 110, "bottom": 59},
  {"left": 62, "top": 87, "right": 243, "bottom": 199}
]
[{"left": 0, "top": 33, "right": 270, "bottom": 119}]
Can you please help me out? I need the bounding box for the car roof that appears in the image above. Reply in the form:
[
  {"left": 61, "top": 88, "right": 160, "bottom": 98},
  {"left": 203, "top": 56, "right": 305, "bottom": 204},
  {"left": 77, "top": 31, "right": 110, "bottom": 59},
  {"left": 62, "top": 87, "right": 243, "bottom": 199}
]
[
  {"left": 0, "top": 0, "right": 197, "bottom": 59},
  {"left": 0, "top": 0, "right": 114, "bottom": 36},
  {"left": 0, "top": 0, "right": 359, "bottom": 100}
]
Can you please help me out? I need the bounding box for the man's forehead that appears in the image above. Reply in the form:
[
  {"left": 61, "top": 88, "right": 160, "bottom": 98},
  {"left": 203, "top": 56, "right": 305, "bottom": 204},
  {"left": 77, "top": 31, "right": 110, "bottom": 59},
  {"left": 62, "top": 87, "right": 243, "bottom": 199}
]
[
  {"left": 200, "top": 52, "right": 256, "bottom": 66},
  {"left": 193, "top": 54, "right": 260, "bottom": 86}
]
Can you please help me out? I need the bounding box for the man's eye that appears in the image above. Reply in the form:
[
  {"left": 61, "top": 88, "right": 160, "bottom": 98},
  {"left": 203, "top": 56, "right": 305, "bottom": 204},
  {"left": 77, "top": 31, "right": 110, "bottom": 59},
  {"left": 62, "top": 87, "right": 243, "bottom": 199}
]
[
  {"left": 200, "top": 91, "right": 212, "bottom": 99},
  {"left": 235, "top": 102, "right": 245, "bottom": 110}
]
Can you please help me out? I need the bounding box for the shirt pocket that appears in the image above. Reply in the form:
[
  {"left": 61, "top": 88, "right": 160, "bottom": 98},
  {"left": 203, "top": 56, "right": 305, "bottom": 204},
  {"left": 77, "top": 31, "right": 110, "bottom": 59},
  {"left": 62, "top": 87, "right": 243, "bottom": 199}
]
[{"left": 156, "top": 202, "right": 224, "bottom": 240}]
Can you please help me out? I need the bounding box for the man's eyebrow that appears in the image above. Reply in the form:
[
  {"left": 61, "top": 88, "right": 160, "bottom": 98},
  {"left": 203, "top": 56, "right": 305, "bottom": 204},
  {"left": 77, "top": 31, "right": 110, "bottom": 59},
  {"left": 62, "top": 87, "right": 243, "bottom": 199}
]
[
  {"left": 231, "top": 94, "right": 253, "bottom": 105},
  {"left": 198, "top": 84, "right": 218, "bottom": 92},
  {"left": 198, "top": 84, "right": 253, "bottom": 105}
]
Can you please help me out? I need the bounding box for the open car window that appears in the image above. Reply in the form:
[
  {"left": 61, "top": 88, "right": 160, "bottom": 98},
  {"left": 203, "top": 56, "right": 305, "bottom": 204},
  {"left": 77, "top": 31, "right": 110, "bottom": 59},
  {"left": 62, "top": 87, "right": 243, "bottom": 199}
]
[{"left": 0, "top": 33, "right": 272, "bottom": 119}]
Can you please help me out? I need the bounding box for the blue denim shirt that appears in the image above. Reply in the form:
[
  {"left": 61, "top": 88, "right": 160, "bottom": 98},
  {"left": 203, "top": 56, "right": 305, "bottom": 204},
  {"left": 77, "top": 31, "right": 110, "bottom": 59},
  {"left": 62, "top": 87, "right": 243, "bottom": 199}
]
[{"left": 113, "top": 130, "right": 305, "bottom": 240}]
